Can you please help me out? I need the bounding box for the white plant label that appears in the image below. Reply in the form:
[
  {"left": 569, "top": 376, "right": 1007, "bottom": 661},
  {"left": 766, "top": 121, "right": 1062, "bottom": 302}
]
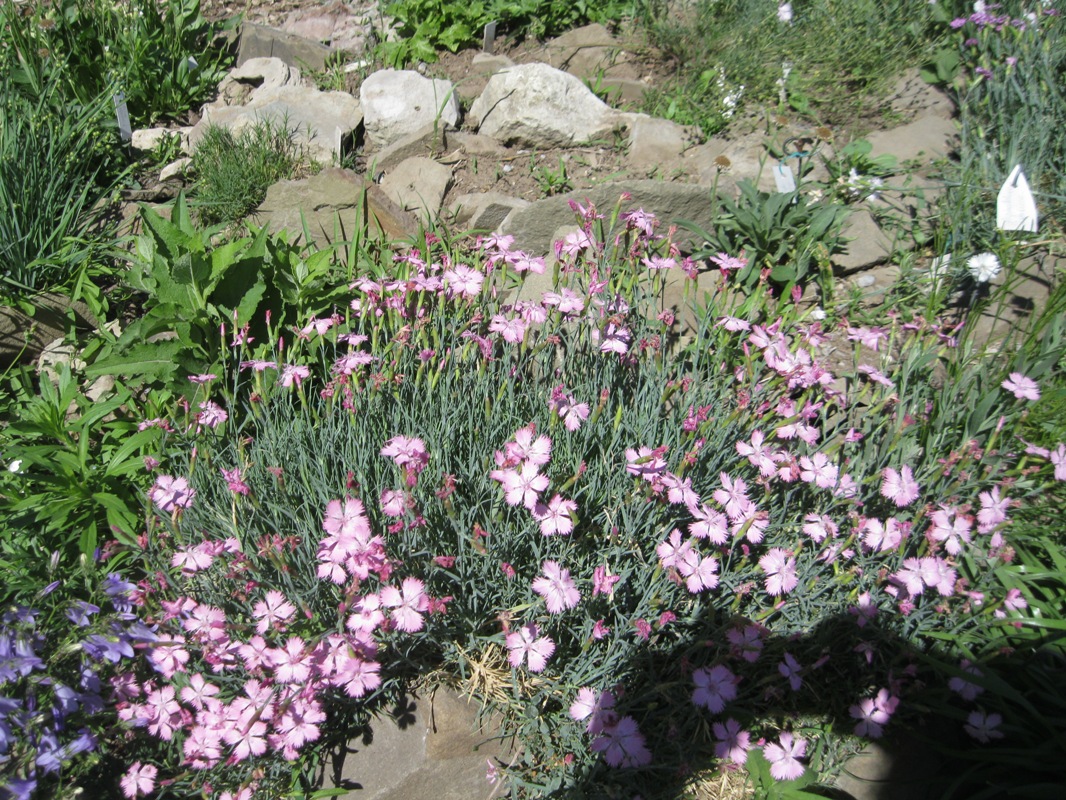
[
  {"left": 185, "top": 55, "right": 198, "bottom": 71},
  {"left": 997, "top": 164, "right": 1038, "bottom": 233},
  {"left": 113, "top": 92, "right": 132, "bottom": 143},
  {"left": 772, "top": 162, "right": 796, "bottom": 193}
]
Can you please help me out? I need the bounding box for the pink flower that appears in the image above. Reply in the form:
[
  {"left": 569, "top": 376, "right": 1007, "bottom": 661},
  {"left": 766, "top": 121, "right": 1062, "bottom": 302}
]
[
  {"left": 1002, "top": 372, "right": 1040, "bottom": 401},
  {"left": 490, "top": 463, "right": 549, "bottom": 510},
  {"left": 443, "top": 264, "right": 484, "bottom": 298},
  {"left": 798, "top": 452, "right": 839, "bottom": 489},
  {"left": 764, "top": 732, "right": 806, "bottom": 780},
  {"left": 949, "top": 660, "right": 984, "bottom": 700},
  {"left": 380, "top": 436, "right": 429, "bottom": 472},
  {"left": 929, "top": 505, "right": 972, "bottom": 555},
  {"left": 714, "top": 473, "right": 752, "bottom": 521},
  {"left": 850, "top": 689, "right": 898, "bottom": 738},
  {"left": 150, "top": 475, "right": 196, "bottom": 513},
  {"left": 880, "top": 465, "right": 920, "bottom": 507},
  {"left": 279, "top": 364, "right": 310, "bottom": 387},
  {"left": 533, "top": 494, "right": 577, "bottom": 536},
  {"left": 592, "top": 565, "right": 621, "bottom": 598},
  {"left": 713, "top": 718, "right": 750, "bottom": 764},
  {"left": 656, "top": 529, "right": 693, "bottom": 570},
  {"left": 1050, "top": 443, "right": 1066, "bottom": 481},
  {"left": 977, "top": 486, "right": 1009, "bottom": 533},
  {"left": 625, "top": 446, "right": 666, "bottom": 478},
  {"left": 759, "top": 548, "right": 799, "bottom": 596},
  {"left": 710, "top": 252, "right": 747, "bottom": 273},
  {"left": 691, "top": 665, "right": 737, "bottom": 713},
  {"left": 964, "top": 710, "right": 1004, "bottom": 743},
  {"left": 511, "top": 426, "right": 552, "bottom": 466},
  {"left": 778, "top": 653, "right": 802, "bottom": 691},
  {"left": 171, "top": 544, "right": 214, "bottom": 574},
  {"left": 335, "top": 655, "right": 382, "bottom": 698},
  {"left": 542, "top": 288, "right": 585, "bottom": 315},
  {"left": 197, "top": 400, "right": 228, "bottom": 429},
  {"left": 120, "top": 762, "right": 157, "bottom": 798},
  {"left": 689, "top": 504, "right": 729, "bottom": 544},
  {"left": 506, "top": 623, "right": 555, "bottom": 672},
  {"left": 802, "top": 514, "right": 837, "bottom": 543},
  {"left": 253, "top": 590, "right": 297, "bottom": 634},
  {"left": 532, "top": 561, "right": 581, "bottom": 613},
  {"left": 380, "top": 577, "right": 429, "bottom": 632},
  {"left": 591, "top": 716, "right": 652, "bottom": 768},
  {"left": 489, "top": 314, "right": 529, "bottom": 344},
  {"left": 736, "top": 430, "right": 777, "bottom": 477},
  {"left": 221, "top": 466, "right": 250, "bottom": 496},
  {"left": 269, "top": 636, "right": 310, "bottom": 684},
  {"left": 676, "top": 549, "right": 719, "bottom": 593}
]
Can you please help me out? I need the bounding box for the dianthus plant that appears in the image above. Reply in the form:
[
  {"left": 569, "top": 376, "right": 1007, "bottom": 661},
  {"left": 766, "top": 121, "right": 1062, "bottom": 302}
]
[{"left": 121, "top": 196, "right": 1058, "bottom": 797}]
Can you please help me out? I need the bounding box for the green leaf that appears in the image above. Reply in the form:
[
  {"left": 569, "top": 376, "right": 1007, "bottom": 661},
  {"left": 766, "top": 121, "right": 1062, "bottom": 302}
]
[{"left": 85, "top": 340, "right": 185, "bottom": 382}]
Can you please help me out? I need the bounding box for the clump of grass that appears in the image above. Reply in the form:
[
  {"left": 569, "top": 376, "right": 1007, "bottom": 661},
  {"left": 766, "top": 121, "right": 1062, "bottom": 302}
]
[{"left": 190, "top": 119, "right": 310, "bottom": 226}]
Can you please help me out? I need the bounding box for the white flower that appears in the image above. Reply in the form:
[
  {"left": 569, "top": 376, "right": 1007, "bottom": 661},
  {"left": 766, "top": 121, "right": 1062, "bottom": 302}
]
[
  {"left": 967, "top": 252, "right": 1001, "bottom": 283},
  {"left": 778, "top": 3, "right": 794, "bottom": 24},
  {"left": 7, "top": 459, "right": 21, "bottom": 473}
]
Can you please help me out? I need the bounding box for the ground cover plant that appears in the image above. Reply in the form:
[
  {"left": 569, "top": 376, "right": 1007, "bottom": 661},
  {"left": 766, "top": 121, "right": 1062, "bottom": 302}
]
[{"left": 3, "top": 0, "right": 1066, "bottom": 798}]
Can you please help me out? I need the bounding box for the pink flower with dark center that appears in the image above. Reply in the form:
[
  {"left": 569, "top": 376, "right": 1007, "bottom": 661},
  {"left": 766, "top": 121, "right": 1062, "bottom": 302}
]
[
  {"left": 221, "top": 466, "right": 250, "bottom": 496},
  {"left": 591, "top": 716, "right": 652, "bottom": 768},
  {"left": 506, "top": 623, "right": 555, "bottom": 672},
  {"left": 269, "top": 637, "right": 311, "bottom": 684},
  {"left": 380, "top": 436, "right": 429, "bottom": 472},
  {"left": 759, "top": 548, "right": 799, "bottom": 596},
  {"left": 712, "top": 718, "right": 750, "bottom": 764},
  {"left": 532, "top": 561, "right": 581, "bottom": 613},
  {"left": 764, "top": 732, "right": 806, "bottom": 780},
  {"left": 380, "top": 488, "right": 408, "bottom": 517},
  {"left": 1002, "top": 372, "right": 1040, "bottom": 401},
  {"left": 380, "top": 577, "right": 429, "bottom": 632},
  {"left": 533, "top": 494, "right": 577, "bottom": 536},
  {"left": 511, "top": 426, "right": 552, "bottom": 465},
  {"left": 689, "top": 504, "right": 729, "bottom": 544},
  {"left": 150, "top": 475, "right": 196, "bottom": 513},
  {"left": 880, "top": 465, "right": 920, "bottom": 507},
  {"left": 964, "top": 711, "right": 1004, "bottom": 743},
  {"left": 490, "top": 463, "right": 549, "bottom": 510},
  {"left": 253, "top": 590, "right": 297, "bottom": 634},
  {"left": 121, "top": 762, "right": 158, "bottom": 798},
  {"left": 692, "top": 665, "right": 737, "bottom": 713}
]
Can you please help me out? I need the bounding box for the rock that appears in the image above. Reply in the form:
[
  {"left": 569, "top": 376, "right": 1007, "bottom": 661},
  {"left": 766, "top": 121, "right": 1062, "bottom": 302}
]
[
  {"left": 832, "top": 209, "right": 896, "bottom": 273},
  {"left": 448, "top": 131, "right": 508, "bottom": 157},
  {"left": 325, "top": 687, "right": 512, "bottom": 800},
  {"left": 369, "top": 125, "right": 447, "bottom": 174},
  {"left": 361, "top": 70, "right": 461, "bottom": 148},
  {"left": 865, "top": 116, "right": 958, "bottom": 167},
  {"left": 597, "top": 76, "right": 651, "bottom": 108},
  {"left": 449, "top": 192, "right": 530, "bottom": 231},
  {"left": 379, "top": 157, "right": 453, "bottom": 220},
  {"left": 280, "top": 1, "right": 376, "bottom": 54},
  {"left": 37, "top": 338, "right": 83, "bottom": 386},
  {"left": 237, "top": 22, "right": 334, "bottom": 72},
  {"left": 626, "top": 115, "right": 690, "bottom": 172},
  {"left": 159, "top": 158, "right": 192, "bottom": 182},
  {"left": 190, "top": 61, "right": 362, "bottom": 165},
  {"left": 500, "top": 180, "right": 723, "bottom": 255},
  {"left": 889, "top": 68, "right": 955, "bottom": 122},
  {"left": 532, "top": 23, "right": 640, "bottom": 82},
  {"left": 0, "top": 293, "right": 99, "bottom": 369},
  {"left": 254, "top": 168, "right": 369, "bottom": 249},
  {"left": 131, "top": 127, "right": 174, "bottom": 155},
  {"left": 687, "top": 130, "right": 780, "bottom": 193},
  {"left": 469, "top": 63, "right": 624, "bottom": 148}
]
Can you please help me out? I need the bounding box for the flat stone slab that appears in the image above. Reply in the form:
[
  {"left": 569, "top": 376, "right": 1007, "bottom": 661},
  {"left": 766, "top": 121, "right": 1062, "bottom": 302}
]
[{"left": 326, "top": 687, "right": 512, "bottom": 800}]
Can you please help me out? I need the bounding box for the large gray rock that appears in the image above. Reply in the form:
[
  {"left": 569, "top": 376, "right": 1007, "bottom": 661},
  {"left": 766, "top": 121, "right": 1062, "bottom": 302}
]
[
  {"left": 449, "top": 192, "right": 530, "bottom": 232},
  {"left": 190, "top": 58, "right": 362, "bottom": 165},
  {"left": 237, "top": 22, "right": 334, "bottom": 72},
  {"left": 832, "top": 208, "right": 897, "bottom": 273},
  {"left": 469, "top": 63, "right": 624, "bottom": 148},
  {"left": 379, "top": 157, "right": 454, "bottom": 220},
  {"left": 866, "top": 116, "right": 958, "bottom": 166},
  {"left": 627, "top": 115, "right": 690, "bottom": 173},
  {"left": 500, "top": 180, "right": 721, "bottom": 255},
  {"left": 254, "top": 168, "right": 366, "bottom": 248},
  {"left": 281, "top": 1, "right": 377, "bottom": 53},
  {"left": 531, "top": 23, "right": 641, "bottom": 83},
  {"left": 361, "top": 70, "right": 461, "bottom": 148}
]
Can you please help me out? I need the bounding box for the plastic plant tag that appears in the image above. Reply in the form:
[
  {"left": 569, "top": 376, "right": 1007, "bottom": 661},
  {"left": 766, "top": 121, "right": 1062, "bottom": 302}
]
[
  {"left": 113, "top": 92, "right": 132, "bottom": 143},
  {"left": 185, "top": 55, "right": 198, "bottom": 71},
  {"left": 772, "top": 161, "right": 796, "bottom": 193},
  {"left": 997, "top": 164, "right": 1038, "bottom": 233},
  {"left": 482, "top": 21, "right": 497, "bottom": 54}
]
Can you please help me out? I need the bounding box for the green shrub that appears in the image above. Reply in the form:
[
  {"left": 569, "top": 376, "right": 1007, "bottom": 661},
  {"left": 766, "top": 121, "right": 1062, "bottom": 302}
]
[{"left": 190, "top": 121, "right": 309, "bottom": 226}]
